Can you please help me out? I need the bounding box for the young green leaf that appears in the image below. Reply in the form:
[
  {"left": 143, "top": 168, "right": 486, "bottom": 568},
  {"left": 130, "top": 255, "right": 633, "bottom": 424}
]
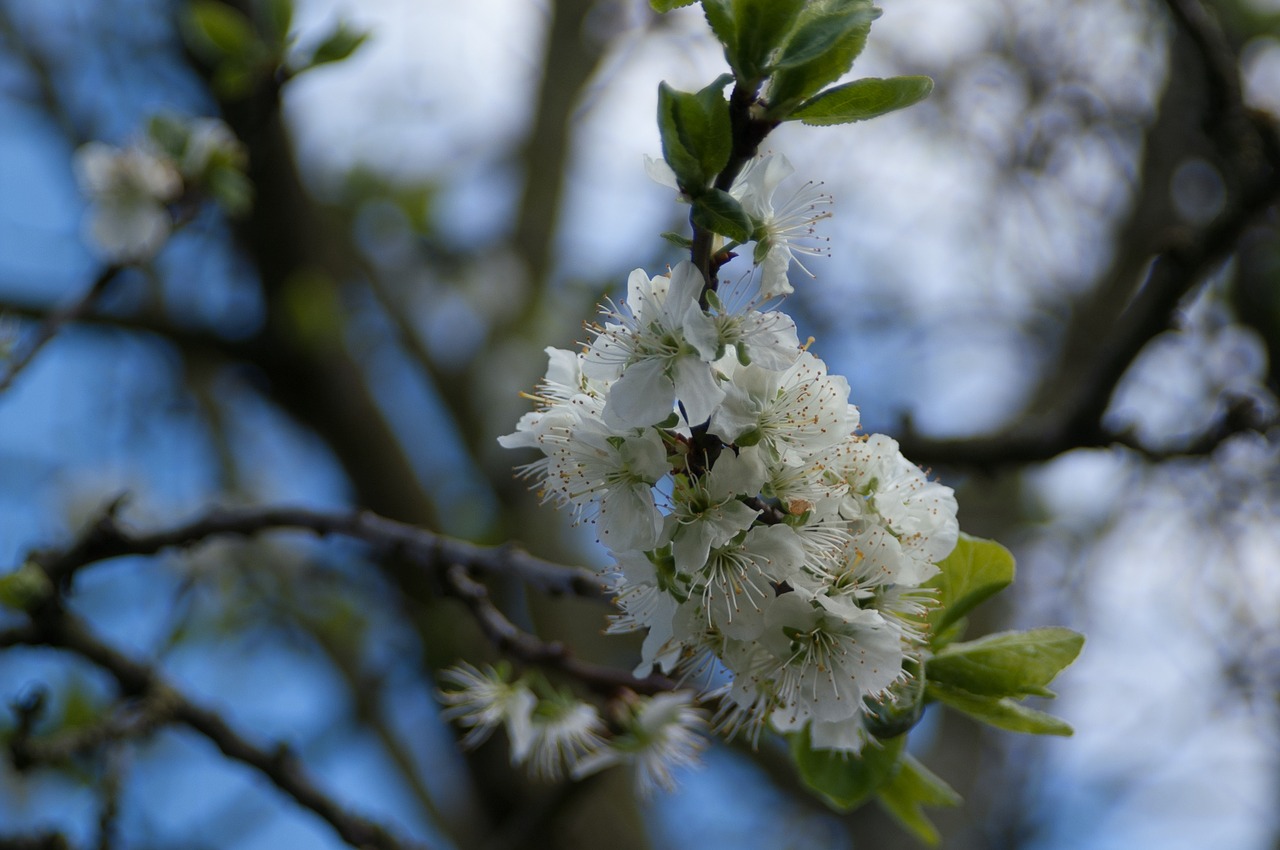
[
  {"left": 656, "top": 79, "right": 732, "bottom": 191},
  {"left": 691, "top": 189, "right": 753, "bottom": 242},
  {"left": 258, "top": 0, "right": 294, "bottom": 49},
  {"left": 926, "top": 627, "right": 1085, "bottom": 699},
  {"left": 309, "top": 22, "right": 369, "bottom": 67},
  {"left": 923, "top": 533, "right": 1015, "bottom": 639},
  {"left": 788, "top": 76, "right": 934, "bottom": 126},
  {"left": 927, "top": 682, "right": 1074, "bottom": 736},
  {"left": 876, "top": 754, "right": 962, "bottom": 846},
  {"left": 185, "top": 1, "right": 261, "bottom": 63},
  {"left": 650, "top": 0, "right": 698, "bottom": 11},
  {"left": 707, "top": 0, "right": 806, "bottom": 83},
  {"left": 764, "top": 0, "right": 880, "bottom": 115},
  {"left": 790, "top": 728, "right": 906, "bottom": 811}
]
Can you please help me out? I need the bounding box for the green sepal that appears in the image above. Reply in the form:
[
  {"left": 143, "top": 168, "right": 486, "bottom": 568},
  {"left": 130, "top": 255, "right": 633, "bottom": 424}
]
[
  {"left": 875, "top": 754, "right": 962, "bottom": 846},
  {"left": 307, "top": 22, "right": 369, "bottom": 67},
  {"left": 146, "top": 114, "right": 189, "bottom": 159},
  {"left": 926, "top": 682, "right": 1074, "bottom": 737},
  {"left": 863, "top": 661, "right": 926, "bottom": 740},
  {"left": 691, "top": 189, "right": 753, "bottom": 242},
  {"left": 206, "top": 165, "right": 254, "bottom": 217},
  {"left": 660, "top": 231, "right": 694, "bottom": 249},
  {"left": 650, "top": 0, "right": 698, "bottom": 11},
  {"left": 926, "top": 627, "right": 1084, "bottom": 699},
  {"left": 0, "top": 563, "right": 53, "bottom": 612},
  {"left": 790, "top": 726, "right": 905, "bottom": 811},
  {"left": 657, "top": 78, "right": 732, "bottom": 191},
  {"left": 923, "top": 533, "right": 1015, "bottom": 641},
  {"left": 764, "top": 0, "right": 880, "bottom": 115},
  {"left": 788, "top": 75, "right": 934, "bottom": 126}
]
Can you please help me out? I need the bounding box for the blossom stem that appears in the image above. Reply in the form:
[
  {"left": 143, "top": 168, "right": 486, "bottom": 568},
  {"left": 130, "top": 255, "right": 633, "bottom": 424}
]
[{"left": 691, "top": 82, "right": 779, "bottom": 305}]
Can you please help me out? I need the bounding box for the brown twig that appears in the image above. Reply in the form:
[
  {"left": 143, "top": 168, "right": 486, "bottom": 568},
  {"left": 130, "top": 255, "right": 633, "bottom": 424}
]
[
  {"left": 2, "top": 614, "right": 427, "bottom": 850},
  {"left": 30, "top": 501, "right": 605, "bottom": 603},
  {"left": 0, "top": 265, "right": 123, "bottom": 395},
  {"left": 443, "top": 564, "right": 675, "bottom": 697}
]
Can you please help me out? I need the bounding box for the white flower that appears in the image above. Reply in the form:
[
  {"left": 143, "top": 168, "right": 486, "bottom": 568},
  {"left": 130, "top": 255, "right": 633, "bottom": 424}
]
[
  {"left": 761, "top": 592, "right": 905, "bottom": 726},
  {"left": 693, "top": 523, "right": 805, "bottom": 640},
  {"left": 522, "top": 694, "right": 609, "bottom": 780},
  {"left": 585, "top": 262, "right": 724, "bottom": 428},
  {"left": 730, "top": 153, "right": 832, "bottom": 299},
  {"left": 605, "top": 550, "right": 684, "bottom": 676},
  {"left": 437, "top": 662, "right": 537, "bottom": 750},
  {"left": 180, "top": 117, "right": 243, "bottom": 178},
  {"left": 666, "top": 447, "right": 767, "bottom": 574},
  {"left": 73, "top": 140, "right": 182, "bottom": 261},
  {"left": 841, "top": 434, "right": 960, "bottom": 573},
  {"left": 709, "top": 351, "right": 856, "bottom": 463},
  {"left": 573, "top": 691, "right": 709, "bottom": 795},
  {"left": 643, "top": 152, "right": 832, "bottom": 299}
]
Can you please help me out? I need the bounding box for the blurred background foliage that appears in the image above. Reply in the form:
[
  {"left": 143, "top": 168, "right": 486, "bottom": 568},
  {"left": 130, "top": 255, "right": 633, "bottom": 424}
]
[{"left": 0, "top": 0, "right": 1278, "bottom": 848}]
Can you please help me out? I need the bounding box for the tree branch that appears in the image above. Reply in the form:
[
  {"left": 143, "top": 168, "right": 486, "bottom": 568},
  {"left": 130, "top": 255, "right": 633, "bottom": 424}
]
[
  {"left": 2, "top": 613, "right": 427, "bottom": 850},
  {"left": 898, "top": 1, "right": 1280, "bottom": 470},
  {"left": 30, "top": 501, "right": 605, "bottom": 603},
  {"left": 0, "top": 265, "right": 123, "bottom": 395},
  {"left": 443, "top": 564, "right": 675, "bottom": 697}
]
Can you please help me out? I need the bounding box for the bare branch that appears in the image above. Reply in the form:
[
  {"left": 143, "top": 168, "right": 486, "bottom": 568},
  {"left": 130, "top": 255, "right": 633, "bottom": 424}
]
[
  {"left": 0, "top": 265, "right": 123, "bottom": 395},
  {"left": 2, "top": 615, "right": 428, "bottom": 850},
  {"left": 30, "top": 501, "right": 605, "bottom": 603},
  {"left": 443, "top": 564, "right": 675, "bottom": 697}
]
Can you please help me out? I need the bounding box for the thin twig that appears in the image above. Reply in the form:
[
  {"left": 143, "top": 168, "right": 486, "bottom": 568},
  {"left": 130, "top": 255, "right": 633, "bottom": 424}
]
[
  {"left": 2, "top": 615, "right": 428, "bottom": 850},
  {"left": 31, "top": 502, "right": 606, "bottom": 603},
  {"left": 0, "top": 265, "right": 123, "bottom": 395},
  {"left": 443, "top": 564, "right": 675, "bottom": 697}
]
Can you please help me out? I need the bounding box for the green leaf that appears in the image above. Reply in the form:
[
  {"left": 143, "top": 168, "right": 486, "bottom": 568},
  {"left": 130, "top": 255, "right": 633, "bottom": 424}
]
[
  {"left": 927, "top": 682, "right": 1074, "bottom": 736},
  {"left": 309, "top": 22, "right": 369, "bottom": 67},
  {"left": 876, "top": 755, "right": 962, "bottom": 846},
  {"left": 789, "top": 75, "right": 934, "bottom": 126},
  {"left": 660, "top": 231, "right": 693, "bottom": 248},
  {"left": 791, "top": 727, "right": 905, "bottom": 811},
  {"left": 923, "top": 533, "right": 1015, "bottom": 640},
  {"left": 701, "top": 0, "right": 737, "bottom": 61},
  {"left": 691, "top": 189, "right": 753, "bottom": 242},
  {"left": 258, "top": 0, "right": 294, "bottom": 48},
  {"left": 651, "top": 0, "right": 698, "bottom": 10},
  {"left": 732, "top": 0, "right": 805, "bottom": 80},
  {"left": 702, "top": 0, "right": 805, "bottom": 82},
  {"left": 185, "top": 1, "right": 261, "bottom": 62},
  {"left": 765, "top": 0, "right": 880, "bottom": 114},
  {"left": 927, "top": 627, "right": 1085, "bottom": 699},
  {"left": 656, "top": 79, "right": 732, "bottom": 191}
]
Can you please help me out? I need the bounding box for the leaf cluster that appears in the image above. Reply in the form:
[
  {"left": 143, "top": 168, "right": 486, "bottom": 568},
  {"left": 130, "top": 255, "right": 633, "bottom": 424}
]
[
  {"left": 183, "top": 0, "right": 368, "bottom": 98},
  {"left": 650, "top": 0, "right": 934, "bottom": 248}
]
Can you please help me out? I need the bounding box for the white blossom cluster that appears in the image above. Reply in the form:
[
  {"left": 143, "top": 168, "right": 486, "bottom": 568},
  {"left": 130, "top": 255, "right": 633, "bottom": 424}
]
[
  {"left": 494, "top": 155, "right": 960, "bottom": 758},
  {"left": 73, "top": 117, "right": 245, "bottom": 262},
  {"left": 438, "top": 663, "right": 706, "bottom": 794}
]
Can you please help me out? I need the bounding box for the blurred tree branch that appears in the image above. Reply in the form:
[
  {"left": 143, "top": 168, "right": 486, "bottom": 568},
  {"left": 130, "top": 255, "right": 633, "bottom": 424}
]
[
  {"left": 1, "top": 612, "right": 426, "bottom": 850},
  {"left": 899, "top": 0, "right": 1280, "bottom": 470},
  {"left": 0, "top": 265, "right": 123, "bottom": 395}
]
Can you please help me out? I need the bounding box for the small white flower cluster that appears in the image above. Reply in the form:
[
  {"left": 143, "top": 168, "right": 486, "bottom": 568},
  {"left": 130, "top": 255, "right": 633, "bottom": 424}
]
[
  {"left": 499, "top": 155, "right": 959, "bottom": 755},
  {"left": 73, "top": 116, "right": 245, "bottom": 262},
  {"left": 438, "top": 663, "right": 706, "bottom": 793}
]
